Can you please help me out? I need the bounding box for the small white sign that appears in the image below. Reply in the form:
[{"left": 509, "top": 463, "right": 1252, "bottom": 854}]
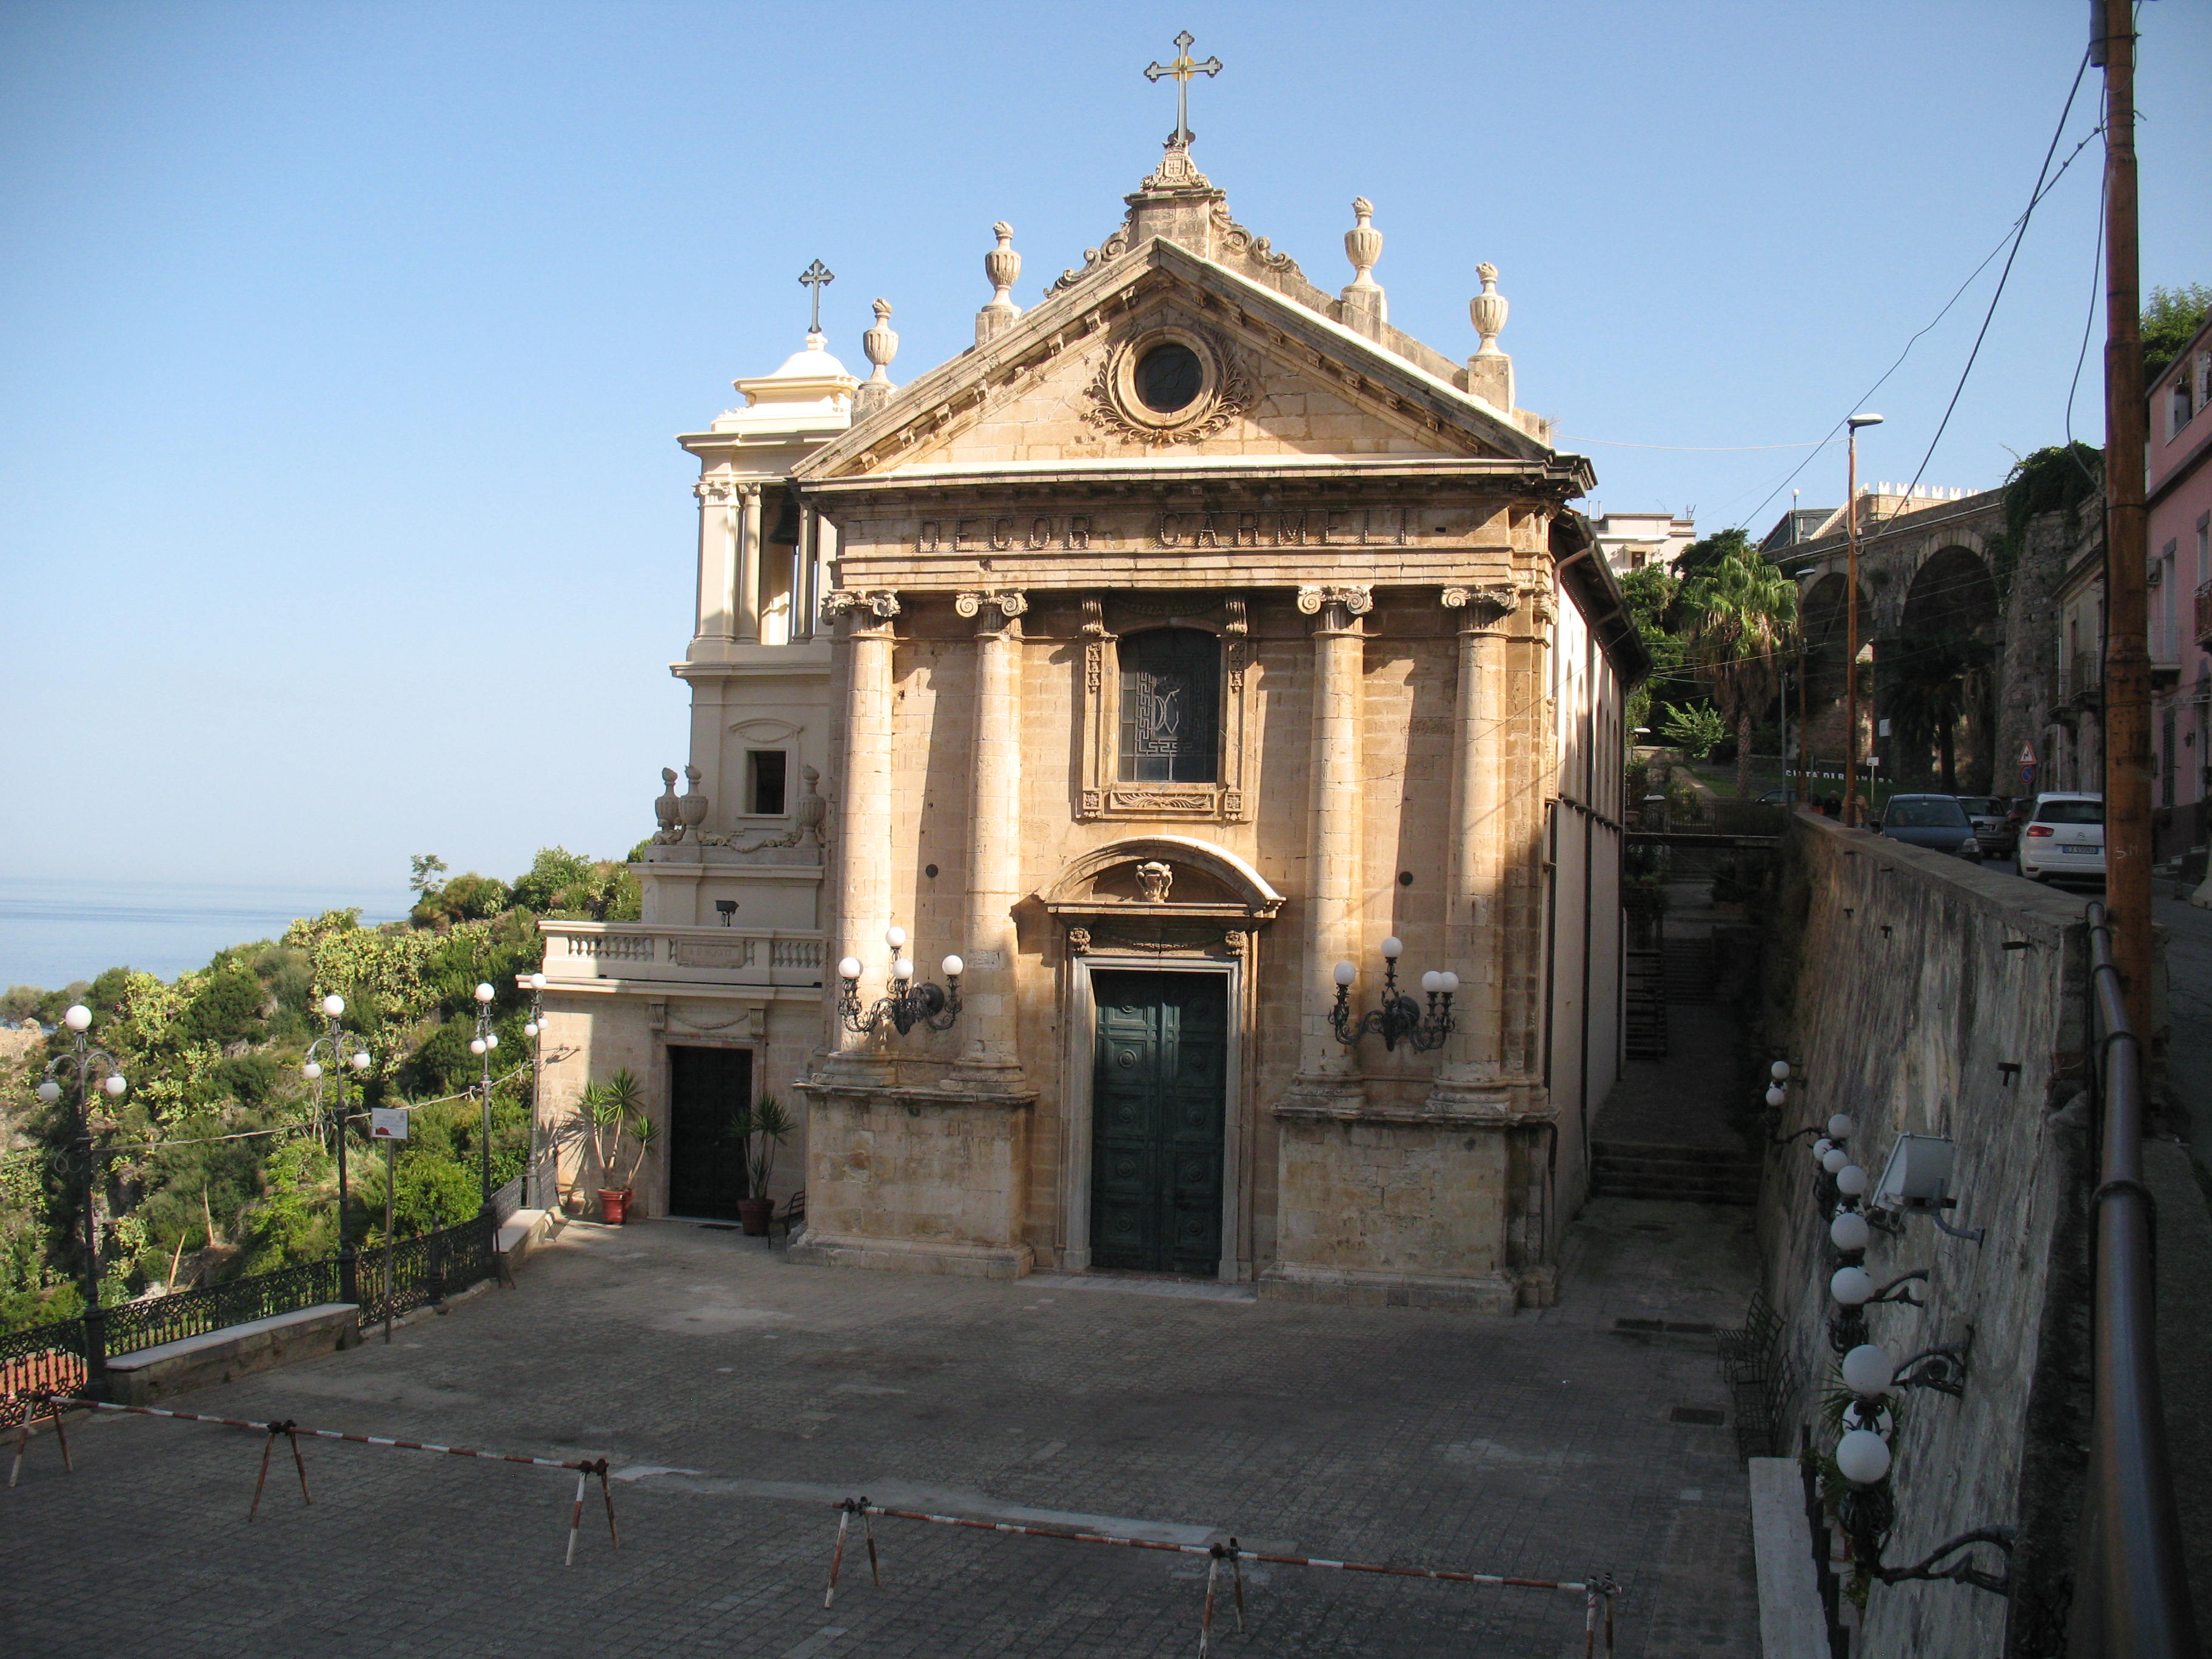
[
  {"left": 370, "top": 1107, "right": 410, "bottom": 1141},
  {"left": 1877, "top": 718, "right": 1892, "bottom": 737}
]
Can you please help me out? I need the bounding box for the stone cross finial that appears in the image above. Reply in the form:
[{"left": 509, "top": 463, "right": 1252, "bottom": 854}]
[
  {"left": 798, "top": 260, "right": 834, "bottom": 334},
  {"left": 976, "top": 224, "right": 1022, "bottom": 345},
  {"left": 1144, "top": 30, "right": 1221, "bottom": 146}
]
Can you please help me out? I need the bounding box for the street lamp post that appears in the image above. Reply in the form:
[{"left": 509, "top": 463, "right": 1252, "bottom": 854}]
[
  {"left": 1843, "top": 413, "right": 1884, "bottom": 826},
  {"left": 469, "top": 982, "right": 498, "bottom": 1216},
  {"left": 36, "top": 1004, "right": 127, "bottom": 1393},
  {"left": 301, "top": 993, "right": 372, "bottom": 1307},
  {"left": 521, "top": 971, "right": 547, "bottom": 1211}
]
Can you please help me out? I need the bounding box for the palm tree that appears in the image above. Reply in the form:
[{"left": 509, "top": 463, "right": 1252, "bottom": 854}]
[{"left": 1681, "top": 548, "right": 1799, "bottom": 798}]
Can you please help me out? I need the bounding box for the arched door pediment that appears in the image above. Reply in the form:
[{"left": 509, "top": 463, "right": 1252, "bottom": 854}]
[{"left": 1037, "top": 835, "right": 1284, "bottom": 928}]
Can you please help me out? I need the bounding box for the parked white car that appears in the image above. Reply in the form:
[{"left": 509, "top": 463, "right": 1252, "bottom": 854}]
[{"left": 2017, "top": 792, "right": 2105, "bottom": 883}]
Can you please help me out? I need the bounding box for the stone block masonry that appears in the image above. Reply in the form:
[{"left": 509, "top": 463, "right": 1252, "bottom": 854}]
[{"left": 1758, "top": 813, "right": 2094, "bottom": 1657}]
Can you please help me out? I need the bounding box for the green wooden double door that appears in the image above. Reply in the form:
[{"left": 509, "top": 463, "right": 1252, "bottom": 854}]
[{"left": 1089, "top": 972, "right": 1228, "bottom": 1276}]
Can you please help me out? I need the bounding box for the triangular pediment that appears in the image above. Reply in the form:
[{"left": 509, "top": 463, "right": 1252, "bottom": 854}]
[{"left": 796, "top": 239, "right": 1553, "bottom": 484}]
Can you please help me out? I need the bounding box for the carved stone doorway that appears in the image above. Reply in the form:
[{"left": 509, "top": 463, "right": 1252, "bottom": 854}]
[{"left": 1087, "top": 971, "right": 1228, "bottom": 1275}]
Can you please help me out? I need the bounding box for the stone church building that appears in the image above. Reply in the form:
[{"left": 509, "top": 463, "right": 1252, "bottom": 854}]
[{"left": 539, "top": 127, "right": 1644, "bottom": 1312}]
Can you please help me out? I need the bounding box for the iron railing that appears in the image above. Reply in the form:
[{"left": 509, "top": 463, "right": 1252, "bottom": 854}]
[
  {"left": 2071, "top": 903, "right": 2200, "bottom": 1655},
  {"left": 355, "top": 1212, "right": 498, "bottom": 1327},
  {"left": 100, "top": 1256, "right": 341, "bottom": 1356},
  {"left": 0, "top": 1213, "right": 501, "bottom": 1423}
]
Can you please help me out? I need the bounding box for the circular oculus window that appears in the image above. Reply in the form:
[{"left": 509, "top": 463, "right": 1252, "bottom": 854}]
[
  {"left": 1136, "top": 341, "right": 1204, "bottom": 413},
  {"left": 1108, "top": 330, "right": 1222, "bottom": 432}
]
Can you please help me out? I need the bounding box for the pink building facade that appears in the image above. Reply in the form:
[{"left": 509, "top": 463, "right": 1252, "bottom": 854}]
[{"left": 2150, "top": 313, "right": 2212, "bottom": 861}]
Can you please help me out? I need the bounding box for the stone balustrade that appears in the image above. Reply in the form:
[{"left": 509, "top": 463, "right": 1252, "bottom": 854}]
[{"left": 540, "top": 922, "right": 827, "bottom": 988}]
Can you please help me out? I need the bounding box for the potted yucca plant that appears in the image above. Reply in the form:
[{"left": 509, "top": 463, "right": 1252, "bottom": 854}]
[
  {"left": 730, "top": 1094, "right": 793, "bottom": 1235},
  {"left": 584, "top": 1068, "right": 644, "bottom": 1223}
]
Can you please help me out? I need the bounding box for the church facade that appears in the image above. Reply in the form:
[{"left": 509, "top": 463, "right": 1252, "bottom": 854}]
[{"left": 538, "top": 130, "right": 1644, "bottom": 1312}]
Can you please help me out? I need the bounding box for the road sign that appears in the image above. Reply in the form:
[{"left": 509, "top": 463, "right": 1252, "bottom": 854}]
[
  {"left": 2019, "top": 741, "right": 2037, "bottom": 765},
  {"left": 370, "top": 1107, "right": 409, "bottom": 1141}
]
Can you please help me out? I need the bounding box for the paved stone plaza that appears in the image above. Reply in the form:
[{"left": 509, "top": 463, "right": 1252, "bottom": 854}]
[{"left": 4, "top": 1200, "right": 1758, "bottom": 1658}]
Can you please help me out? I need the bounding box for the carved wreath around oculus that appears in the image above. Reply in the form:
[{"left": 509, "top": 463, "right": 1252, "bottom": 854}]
[{"left": 1083, "top": 329, "right": 1255, "bottom": 446}]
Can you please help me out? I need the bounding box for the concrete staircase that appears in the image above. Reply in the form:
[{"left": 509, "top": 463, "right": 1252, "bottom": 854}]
[
  {"left": 1661, "top": 934, "right": 1715, "bottom": 1004},
  {"left": 1590, "top": 1139, "right": 1762, "bottom": 1205},
  {"left": 1625, "top": 950, "right": 1668, "bottom": 1058}
]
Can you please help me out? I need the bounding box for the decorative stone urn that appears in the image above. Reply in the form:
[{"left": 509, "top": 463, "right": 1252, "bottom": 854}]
[
  {"left": 1343, "top": 198, "right": 1382, "bottom": 292},
  {"left": 1134, "top": 860, "right": 1175, "bottom": 903},
  {"left": 1470, "top": 261, "right": 1509, "bottom": 357},
  {"left": 677, "top": 765, "right": 709, "bottom": 840},
  {"left": 794, "top": 765, "right": 828, "bottom": 848},
  {"left": 862, "top": 300, "right": 897, "bottom": 385},
  {"left": 653, "top": 768, "right": 682, "bottom": 842},
  {"left": 976, "top": 224, "right": 1022, "bottom": 343}
]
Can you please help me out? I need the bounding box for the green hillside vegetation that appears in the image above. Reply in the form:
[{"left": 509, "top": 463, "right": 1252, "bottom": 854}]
[{"left": 0, "top": 846, "right": 642, "bottom": 1332}]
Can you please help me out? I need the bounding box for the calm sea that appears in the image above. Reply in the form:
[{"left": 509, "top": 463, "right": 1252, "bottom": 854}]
[{"left": 0, "top": 878, "right": 409, "bottom": 993}]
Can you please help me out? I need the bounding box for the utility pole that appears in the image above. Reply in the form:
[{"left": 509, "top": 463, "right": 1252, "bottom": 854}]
[
  {"left": 2100, "top": 0, "right": 2153, "bottom": 1038},
  {"left": 1843, "top": 414, "right": 1883, "bottom": 825}
]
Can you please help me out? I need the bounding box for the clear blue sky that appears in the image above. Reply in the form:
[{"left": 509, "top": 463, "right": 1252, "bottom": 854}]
[{"left": 3, "top": 1, "right": 2205, "bottom": 896}]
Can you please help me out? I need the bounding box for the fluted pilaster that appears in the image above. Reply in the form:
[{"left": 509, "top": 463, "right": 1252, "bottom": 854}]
[
  {"left": 956, "top": 590, "right": 1028, "bottom": 1085},
  {"left": 1295, "top": 585, "right": 1372, "bottom": 1081}
]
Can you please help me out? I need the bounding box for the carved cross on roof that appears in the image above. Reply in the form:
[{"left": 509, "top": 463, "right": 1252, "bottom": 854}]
[
  {"left": 1144, "top": 30, "right": 1221, "bottom": 147},
  {"left": 797, "top": 260, "right": 834, "bottom": 333}
]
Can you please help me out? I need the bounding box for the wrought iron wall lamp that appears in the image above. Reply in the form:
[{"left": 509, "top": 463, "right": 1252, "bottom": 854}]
[
  {"left": 1329, "top": 936, "right": 1455, "bottom": 1052},
  {"left": 839, "top": 928, "right": 964, "bottom": 1036}
]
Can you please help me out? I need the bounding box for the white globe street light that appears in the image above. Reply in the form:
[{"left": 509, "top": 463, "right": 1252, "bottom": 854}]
[
  {"left": 1827, "top": 1113, "right": 1855, "bottom": 1139},
  {"left": 64, "top": 1004, "right": 91, "bottom": 1033},
  {"left": 321, "top": 994, "right": 346, "bottom": 1019},
  {"left": 1831, "top": 1211, "right": 1871, "bottom": 1253},
  {"left": 1842, "top": 1343, "right": 1897, "bottom": 1398},
  {"left": 1771, "top": 1060, "right": 1791, "bottom": 1082},
  {"left": 1837, "top": 1164, "right": 1870, "bottom": 1198},
  {"left": 1836, "top": 1428, "right": 1892, "bottom": 1486},
  {"left": 1831, "top": 1265, "right": 1875, "bottom": 1307}
]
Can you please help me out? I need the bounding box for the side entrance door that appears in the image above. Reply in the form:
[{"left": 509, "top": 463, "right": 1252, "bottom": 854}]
[
  {"left": 1089, "top": 971, "right": 1228, "bottom": 1275},
  {"left": 666, "top": 1045, "right": 752, "bottom": 1220}
]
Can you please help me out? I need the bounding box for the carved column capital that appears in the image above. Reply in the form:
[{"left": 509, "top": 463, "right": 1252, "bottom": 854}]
[
  {"left": 954, "top": 589, "right": 1028, "bottom": 622},
  {"left": 1296, "top": 584, "right": 1374, "bottom": 625},
  {"left": 694, "top": 478, "right": 734, "bottom": 504},
  {"left": 1441, "top": 583, "right": 1521, "bottom": 629},
  {"left": 821, "top": 588, "right": 901, "bottom": 623}
]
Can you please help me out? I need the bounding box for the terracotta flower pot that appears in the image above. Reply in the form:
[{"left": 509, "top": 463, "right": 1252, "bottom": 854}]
[
  {"left": 737, "top": 1196, "right": 773, "bottom": 1236},
  {"left": 598, "top": 1188, "right": 631, "bottom": 1225}
]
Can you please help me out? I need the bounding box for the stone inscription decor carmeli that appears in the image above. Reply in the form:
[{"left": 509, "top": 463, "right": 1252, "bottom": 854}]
[{"left": 913, "top": 506, "right": 1423, "bottom": 554}]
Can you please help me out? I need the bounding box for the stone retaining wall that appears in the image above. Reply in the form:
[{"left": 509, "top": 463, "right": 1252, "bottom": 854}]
[{"left": 1758, "top": 812, "right": 2094, "bottom": 1657}]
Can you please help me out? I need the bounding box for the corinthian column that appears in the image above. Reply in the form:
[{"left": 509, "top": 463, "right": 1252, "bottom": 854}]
[
  {"left": 1433, "top": 584, "right": 1520, "bottom": 1092},
  {"left": 822, "top": 589, "right": 900, "bottom": 1064},
  {"left": 956, "top": 589, "right": 1028, "bottom": 1085},
  {"left": 1295, "top": 585, "right": 1372, "bottom": 1082}
]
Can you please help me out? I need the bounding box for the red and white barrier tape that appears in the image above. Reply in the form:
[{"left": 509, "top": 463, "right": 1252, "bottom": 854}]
[
  {"left": 13, "top": 1393, "right": 617, "bottom": 1563},
  {"left": 822, "top": 1498, "right": 1620, "bottom": 1655}
]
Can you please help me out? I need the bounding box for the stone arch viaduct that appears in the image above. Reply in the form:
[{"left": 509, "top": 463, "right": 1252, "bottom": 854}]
[{"left": 1772, "top": 487, "right": 2011, "bottom": 795}]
